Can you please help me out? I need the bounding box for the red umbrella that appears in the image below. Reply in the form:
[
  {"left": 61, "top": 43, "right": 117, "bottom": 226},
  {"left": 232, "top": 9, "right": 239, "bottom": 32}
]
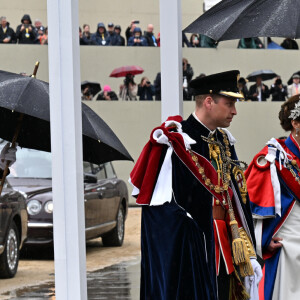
[{"left": 109, "top": 65, "right": 144, "bottom": 78}]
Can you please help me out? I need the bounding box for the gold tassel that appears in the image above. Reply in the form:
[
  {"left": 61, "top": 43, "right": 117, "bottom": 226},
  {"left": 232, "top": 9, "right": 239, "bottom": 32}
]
[
  {"left": 232, "top": 237, "right": 249, "bottom": 265},
  {"left": 239, "top": 261, "right": 254, "bottom": 277}
]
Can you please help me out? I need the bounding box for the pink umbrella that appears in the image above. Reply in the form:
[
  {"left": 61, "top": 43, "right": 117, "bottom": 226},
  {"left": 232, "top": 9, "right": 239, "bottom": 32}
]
[{"left": 109, "top": 65, "right": 144, "bottom": 78}]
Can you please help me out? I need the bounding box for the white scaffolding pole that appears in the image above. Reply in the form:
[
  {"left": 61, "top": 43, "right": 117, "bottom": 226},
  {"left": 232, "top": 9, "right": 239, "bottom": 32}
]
[
  {"left": 160, "top": 0, "right": 183, "bottom": 122},
  {"left": 47, "top": 0, "right": 87, "bottom": 299}
]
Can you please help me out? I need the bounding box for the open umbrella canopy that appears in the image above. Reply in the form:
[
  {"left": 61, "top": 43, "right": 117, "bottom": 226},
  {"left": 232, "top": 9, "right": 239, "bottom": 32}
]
[
  {"left": 110, "top": 65, "right": 144, "bottom": 78},
  {"left": 287, "top": 71, "right": 300, "bottom": 85},
  {"left": 184, "top": 0, "right": 300, "bottom": 41},
  {"left": 81, "top": 81, "right": 101, "bottom": 97},
  {"left": 246, "top": 70, "right": 277, "bottom": 82},
  {"left": 0, "top": 70, "right": 133, "bottom": 164}
]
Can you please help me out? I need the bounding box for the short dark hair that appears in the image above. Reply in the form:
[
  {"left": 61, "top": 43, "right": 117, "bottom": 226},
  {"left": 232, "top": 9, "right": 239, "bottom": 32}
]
[
  {"left": 279, "top": 95, "right": 300, "bottom": 131},
  {"left": 195, "top": 94, "right": 221, "bottom": 107}
]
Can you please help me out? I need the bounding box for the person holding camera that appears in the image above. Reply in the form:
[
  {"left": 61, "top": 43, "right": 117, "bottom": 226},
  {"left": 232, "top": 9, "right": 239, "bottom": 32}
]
[
  {"left": 16, "top": 14, "right": 38, "bottom": 44},
  {"left": 128, "top": 27, "right": 148, "bottom": 46},
  {"left": 119, "top": 74, "right": 138, "bottom": 100},
  {"left": 270, "top": 77, "right": 288, "bottom": 101},
  {"left": 138, "top": 77, "right": 155, "bottom": 100}
]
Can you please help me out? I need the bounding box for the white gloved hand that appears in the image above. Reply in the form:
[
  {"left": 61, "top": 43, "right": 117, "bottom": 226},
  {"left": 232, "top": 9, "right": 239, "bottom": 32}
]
[
  {"left": 244, "top": 258, "right": 263, "bottom": 300},
  {"left": 0, "top": 143, "right": 17, "bottom": 169}
]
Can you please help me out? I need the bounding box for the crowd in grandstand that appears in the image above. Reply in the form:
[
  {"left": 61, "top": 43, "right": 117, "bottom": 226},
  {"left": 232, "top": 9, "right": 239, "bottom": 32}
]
[
  {"left": 81, "top": 57, "right": 300, "bottom": 102},
  {"left": 1, "top": 14, "right": 299, "bottom": 50}
]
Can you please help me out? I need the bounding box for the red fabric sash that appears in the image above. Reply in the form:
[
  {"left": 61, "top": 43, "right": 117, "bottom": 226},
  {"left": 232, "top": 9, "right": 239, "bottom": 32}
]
[{"left": 130, "top": 116, "right": 233, "bottom": 205}]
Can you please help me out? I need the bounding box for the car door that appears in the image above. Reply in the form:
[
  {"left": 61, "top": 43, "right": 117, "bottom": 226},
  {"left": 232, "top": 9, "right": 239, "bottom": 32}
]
[
  {"left": 93, "top": 163, "right": 119, "bottom": 230},
  {"left": 83, "top": 162, "right": 100, "bottom": 236}
]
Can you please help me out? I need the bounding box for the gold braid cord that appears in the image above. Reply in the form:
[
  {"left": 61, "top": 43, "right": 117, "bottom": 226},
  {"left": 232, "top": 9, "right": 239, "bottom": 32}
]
[{"left": 201, "top": 130, "right": 254, "bottom": 277}]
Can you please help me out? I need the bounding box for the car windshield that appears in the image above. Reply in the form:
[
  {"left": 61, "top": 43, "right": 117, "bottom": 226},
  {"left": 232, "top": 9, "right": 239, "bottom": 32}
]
[{"left": 9, "top": 147, "right": 52, "bottom": 178}]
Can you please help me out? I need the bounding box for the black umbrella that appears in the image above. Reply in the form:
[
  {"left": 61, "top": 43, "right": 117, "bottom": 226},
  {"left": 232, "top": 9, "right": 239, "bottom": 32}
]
[
  {"left": 184, "top": 0, "right": 300, "bottom": 41},
  {"left": 0, "top": 70, "right": 133, "bottom": 164},
  {"left": 246, "top": 70, "right": 277, "bottom": 82},
  {"left": 81, "top": 81, "right": 101, "bottom": 97},
  {"left": 287, "top": 71, "right": 300, "bottom": 85}
]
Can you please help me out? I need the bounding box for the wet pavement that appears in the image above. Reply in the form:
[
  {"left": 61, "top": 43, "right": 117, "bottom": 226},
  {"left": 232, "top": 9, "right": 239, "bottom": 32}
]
[{"left": 1, "top": 258, "right": 140, "bottom": 300}]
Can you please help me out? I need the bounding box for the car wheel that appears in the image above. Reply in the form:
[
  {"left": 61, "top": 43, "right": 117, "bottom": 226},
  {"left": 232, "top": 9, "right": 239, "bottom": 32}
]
[
  {"left": 0, "top": 221, "right": 20, "bottom": 278},
  {"left": 102, "top": 205, "right": 125, "bottom": 247}
]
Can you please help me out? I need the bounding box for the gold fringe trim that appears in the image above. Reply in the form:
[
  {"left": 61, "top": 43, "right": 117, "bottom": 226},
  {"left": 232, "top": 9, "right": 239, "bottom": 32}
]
[
  {"left": 229, "top": 267, "right": 250, "bottom": 300},
  {"left": 232, "top": 238, "right": 249, "bottom": 265}
]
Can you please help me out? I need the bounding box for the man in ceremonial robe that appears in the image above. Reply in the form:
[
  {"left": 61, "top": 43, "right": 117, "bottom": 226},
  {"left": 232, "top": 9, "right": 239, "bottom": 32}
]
[{"left": 130, "top": 70, "right": 262, "bottom": 300}]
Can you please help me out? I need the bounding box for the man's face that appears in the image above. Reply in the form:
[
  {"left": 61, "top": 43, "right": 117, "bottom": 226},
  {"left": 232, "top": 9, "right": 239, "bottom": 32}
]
[
  {"left": 293, "top": 78, "right": 300, "bottom": 84},
  {"left": 114, "top": 28, "right": 120, "bottom": 35},
  {"left": 209, "top": 96, "right": 237, "bottom": 128},
  {"left": 35, "top": 21, "right": 42, "bottom": 29},
  {"left": 23, "top": 20, "right": 30, "bottom": 25},
  {"left": 256, "top": 76, "right": 262, "bottom": 85},
  {"left": 108, "top": 26, "right": 114, "bottom": 33},
  {"left": 147, "top": 24, "right": 154, "bottom": 33},
  {"left": 84, "top": 25, "right": 90, "bottom": 33},
  {"left": 98, "top": 27, "right": 104, "bottom": 34},
  {"left": 1, "top": 18, "right": 7, "bottom": 28}
]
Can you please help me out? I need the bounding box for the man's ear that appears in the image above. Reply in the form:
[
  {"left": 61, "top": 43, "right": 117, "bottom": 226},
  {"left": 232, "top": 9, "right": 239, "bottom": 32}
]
[{"left": 204, "top": 96, "right": 214, "bottom": 110}]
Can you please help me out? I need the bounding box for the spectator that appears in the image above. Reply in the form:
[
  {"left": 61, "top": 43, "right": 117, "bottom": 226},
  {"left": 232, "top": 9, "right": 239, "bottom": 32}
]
[
  {"left": 34, "top": 19, "right": 43, "bottom": 31},
  {"left": 138, "top": 77, "right": 155, "bottom": 100},
  {"left": 189, "top": 34, "right": 201, "bottom": 48},
  {"left": 40, "top": 27, "right": 48, "bottom": 45},
  {"left": 81, "top": 84, "right": 94, "bottom": 100},
  {"left": 82, "top": 24, "right": 96, "bottom": 45},
  {"left": 119, "top": 74, "right": 138, "bottom": 100},
  {"left": 156, "top": 32, "right": 160, "bottom": 47},
  {"left": 154, "top": 72, "right": 161, "bottom": 100},
  {"left": 200, "top": 35, "right": 218, "bottom": 48},
  {"left": 96, "top": 85, "right": 118, "bottom": 101},
  {"left": 144, "top": 24, "right": 157, "bottom": 47},
  {"left": 238, "top": 77, "right": 249, "bottom": 100},
  {"left": 182, "top": 58, "right": 194, "bottom": 100},
  {"left": 281, "top": 38, "right": 299, "bottom": 50},
  {"left": 91, "top": 23, "right": 110, "bottom": 46},
  {"left": 107, "top": 23, "right": 118, "bottom": 46},
  {"left": 79, "top": 27, "right": 89, "bottom": 45},
  {"left": 0, "top": 16, "right": 16, "bottom": 44},
  {"left": 248, "top": 76, "right": 270, "bottom": 101},
  {"left": 36, "top": 26, "right": 45, "bottom": 44},
  {"left": 114, "top": 25, "right": 125, "bottom": 46},
  {"left": 16, "top": 14, "right": 38, "bottom": 44},
  {"left": 128, "top": 27, "right": 148, "bottom": 46},
  {"left": 267, "top": 37, "right": 284, "bottom": 49},
  {"left": 125, "top": 20, "right": 138, "bottom": 45},
  {"left": 237, "top": 37, "right": 264, "bottom": 49},
  {"left": 182, "top": 58, "right": 194, "bottom": 84},
  {"left": 270, "top": 77, "right": 287, "bottom": 101},
  {"left": 287, "top": 74, "right": 300, "bottom": 97}
]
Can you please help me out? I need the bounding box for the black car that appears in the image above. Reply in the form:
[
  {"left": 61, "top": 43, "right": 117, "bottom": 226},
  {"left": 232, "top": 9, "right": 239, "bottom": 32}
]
[
  {"left": 0, "top": 180, "right": 28, "bottom": 278},
  {"left": 6, "top": 147, "right": 128, "bottom": 248}
]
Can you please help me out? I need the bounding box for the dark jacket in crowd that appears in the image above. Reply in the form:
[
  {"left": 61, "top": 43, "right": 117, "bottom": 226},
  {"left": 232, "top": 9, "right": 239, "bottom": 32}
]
[
  {"left": 281, "top": 38, "right": 299, "bottom": 50},
  {"left": 248, "top": 83, "right": 270, "bottom": 101},
  {"left": 138, "top": 84, "right": 155, "bottom": 100},
  {"left": 0, "top": 23, "right": 16, "bottom": 43},
  {"left": 270, "top": 81, "right": 288, "bottom": 101},
  {"left": 238, "top": 37, "right": 264, "bottom": 49},
  {"left": 154, "top": 72, "right": 161, "bottom": 100},
  {"left": 96, "top": 91, "right": 118, "bottom": 100},
  {"left": 108, "top": 32, "right": 125, "bottom": 46},
  {"left": 81, "top": 32, "right": 97, "bottom": 45},
  {"left": 128, "top": 28, "right": 148, "bottom": 46},
  {"left": 144, "top": 31, "right": 157, "bottom": 47},
  {"left": 183, "top": 64, "right": 194, "bottom": 84},
  {"left": 16, "top": 14, "right": 38, "bottom": 44},
  {"left": 91, "top": 23, "right": 110, "bottom": 46}
]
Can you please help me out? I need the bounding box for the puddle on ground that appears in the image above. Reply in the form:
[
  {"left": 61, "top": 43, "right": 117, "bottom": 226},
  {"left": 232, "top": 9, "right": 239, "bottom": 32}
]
[{"left": 1, "top": 258, "right": 140, "bottom": 300}]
